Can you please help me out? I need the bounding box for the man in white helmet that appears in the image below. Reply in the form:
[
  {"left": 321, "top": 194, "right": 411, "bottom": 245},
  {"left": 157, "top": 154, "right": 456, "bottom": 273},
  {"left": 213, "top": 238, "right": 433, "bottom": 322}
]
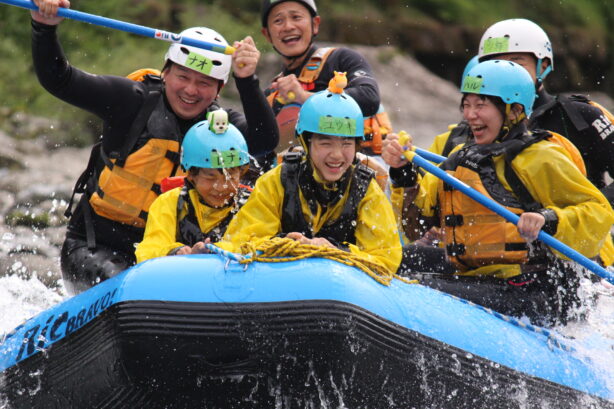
[
  {"left": 478, "top": 18, "right": 614, "bottom": 207},
  {"left": 30, "top": 0, "right": 279, "bottom": 294}
]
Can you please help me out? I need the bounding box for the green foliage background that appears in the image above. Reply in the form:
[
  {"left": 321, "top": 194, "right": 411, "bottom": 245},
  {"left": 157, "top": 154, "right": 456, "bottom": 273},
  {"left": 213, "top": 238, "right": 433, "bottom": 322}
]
[{"left": 0, "top": 0, "right": 612, "bottom": 146}]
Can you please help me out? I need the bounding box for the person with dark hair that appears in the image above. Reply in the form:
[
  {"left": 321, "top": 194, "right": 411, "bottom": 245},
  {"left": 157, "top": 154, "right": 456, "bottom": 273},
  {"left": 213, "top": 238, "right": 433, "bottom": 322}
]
[
  {"left": 217, "top": 74, "right": 401, "bottom": 276},
  {"left": 260, "top": 0, "right": 388, "bottom": 157},
  {"left": 383, "top": 60, "right": 614, "bottom": 326},
  {"left": 136, "top": 111, "right": 252, "bottom": 262},
  {"left": 31, "top": 0, "right": 278, "bottom": 293},
  {"left": 478, "top": 18, "right": 614, "bottom": 207}
]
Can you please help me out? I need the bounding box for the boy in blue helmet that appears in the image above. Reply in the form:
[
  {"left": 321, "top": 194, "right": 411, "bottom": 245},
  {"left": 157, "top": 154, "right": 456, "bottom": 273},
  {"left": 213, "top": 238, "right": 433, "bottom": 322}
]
[
  {"left": 383, "top": 60, "right": 613, "bottom": 325},
  {"left": 217, "top": 74, "right": 402, "bottom": 275},
  {"left": 135, "top": 110, "right": 251, "bottom": 262}
]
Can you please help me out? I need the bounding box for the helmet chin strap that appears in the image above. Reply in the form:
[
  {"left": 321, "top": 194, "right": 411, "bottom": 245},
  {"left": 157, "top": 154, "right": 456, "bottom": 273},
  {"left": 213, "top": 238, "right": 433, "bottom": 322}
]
[
  {"left": 499, "top": 104, "right": 526, "bottom": 139},
  {"left": 535, "top": 58, "right": 552, "bottom": 89}
]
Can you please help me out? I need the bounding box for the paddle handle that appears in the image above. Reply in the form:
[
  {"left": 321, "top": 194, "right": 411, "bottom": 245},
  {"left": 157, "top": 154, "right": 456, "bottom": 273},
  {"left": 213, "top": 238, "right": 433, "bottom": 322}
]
[
  {"left": 2, "top": 0, "right": 235, "bottom": 55},
  {"left": 397, "top": 132, "right": 614, "bottom": 284}
]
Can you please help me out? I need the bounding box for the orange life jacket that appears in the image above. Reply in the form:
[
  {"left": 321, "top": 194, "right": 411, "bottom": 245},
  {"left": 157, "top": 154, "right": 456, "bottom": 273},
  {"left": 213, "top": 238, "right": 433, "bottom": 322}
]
[
  {"left": 70, "top": 72, "right": 186, "bottom": 229},
  {"left": 438, "top": 131, "right": 553, "bottom": 271},
  {"left": 266, "top": 47, "right": 392, "bottom": 154}
]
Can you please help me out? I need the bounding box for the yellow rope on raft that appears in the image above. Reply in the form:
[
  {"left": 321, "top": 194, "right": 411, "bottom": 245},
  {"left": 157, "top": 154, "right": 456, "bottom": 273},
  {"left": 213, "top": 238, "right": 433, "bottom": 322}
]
[{"left": 238, "top": 237, "right": 418, "bottom": 286}]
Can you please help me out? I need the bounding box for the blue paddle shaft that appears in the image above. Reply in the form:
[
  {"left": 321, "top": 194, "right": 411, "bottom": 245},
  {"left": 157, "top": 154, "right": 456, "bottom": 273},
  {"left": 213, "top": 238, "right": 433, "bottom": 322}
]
[
  {"left": 2, "top": 0, "right": 234, "bottom": 55},
  {"left": 407, "top": 150, "right": 614, "bottom": 284},
  {"left": 414, "top": 147, "right": 445, "bottom": 164}
]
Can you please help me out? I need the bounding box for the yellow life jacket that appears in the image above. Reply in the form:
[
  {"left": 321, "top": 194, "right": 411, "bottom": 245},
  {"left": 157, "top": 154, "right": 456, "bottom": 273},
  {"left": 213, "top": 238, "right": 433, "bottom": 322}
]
[
  {"left": 266, "top": 47, "right": 392, "bottom": 154},
  {"left": 87, "top": 71, "right": 185, "bottom": 228}
]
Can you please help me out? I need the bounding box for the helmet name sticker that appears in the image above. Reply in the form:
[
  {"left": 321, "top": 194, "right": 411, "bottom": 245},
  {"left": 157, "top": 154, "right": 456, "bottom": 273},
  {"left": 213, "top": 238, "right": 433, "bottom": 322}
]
[
  {"left": 185, "top": 51, "right": 214, "bottom": 75},
  {"left": 461, "top": 76, "right": 483, "bottom": 93},
  {"left": 211, "top": 149, "right": 241, "bottom": 168},
  {"left": 483, "top": 37, "right": 510, "bottom": 54},
  {"left": 318, "top": 116, "right": 356, "bottom": 136}
]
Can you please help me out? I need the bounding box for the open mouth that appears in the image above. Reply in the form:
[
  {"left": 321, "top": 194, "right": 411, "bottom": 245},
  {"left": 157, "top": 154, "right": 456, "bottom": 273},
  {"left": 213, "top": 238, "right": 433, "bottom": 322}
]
[
  {"left": 281, "top": 35, "right": 301, "bottom": 45},
  {"left": 471, "top": 125, "right": 487, "bottom": 134},
  {"left": 325, "top": 162, "right": 344, "bottom": 172},
  {"left": 179, "top": 96, "right": 200, "bottom": 105}
]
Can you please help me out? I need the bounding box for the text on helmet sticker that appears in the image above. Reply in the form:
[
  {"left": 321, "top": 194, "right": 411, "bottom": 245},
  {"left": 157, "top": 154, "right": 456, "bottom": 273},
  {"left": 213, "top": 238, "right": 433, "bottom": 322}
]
[
  {"left": 319, "top": 116, "right": 357, "bottom": 136},
  {"left": 483, "top": 37, "right": 510, "bottom": 54},
  {"left": 186, "top": 51, "right": 214, "bottom": 75},
  {"left": 461, "top": 76, "right": 483, "bottom": 93},
  {"left": 211, "top": 149, "right": 242, "bottom": 168}
]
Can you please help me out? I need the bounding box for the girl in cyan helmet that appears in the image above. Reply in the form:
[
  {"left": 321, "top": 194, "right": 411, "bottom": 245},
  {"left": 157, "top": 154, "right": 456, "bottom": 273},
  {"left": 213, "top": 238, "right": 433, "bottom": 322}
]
[
  {"left": 136, "top": 110, "right": 251, "bottom": 262},
  {"left": 217, "top": 75, "right": 402, "bottom": 275},
  {"left": 478, "top": 19, "right": 614, "bottom": 207},
  {"left": 383, "top": 60, "right": 614, "bottom": 326}
]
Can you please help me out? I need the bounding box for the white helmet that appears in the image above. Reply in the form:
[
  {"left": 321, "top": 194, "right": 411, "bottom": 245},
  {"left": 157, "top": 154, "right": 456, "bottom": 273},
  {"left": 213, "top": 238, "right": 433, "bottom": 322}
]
[
  {"left": 164, "top": 27, "right": 232, "bottom": 84},
  {"left": 478, "top": 19, "right": 554, "bottom": 71}
]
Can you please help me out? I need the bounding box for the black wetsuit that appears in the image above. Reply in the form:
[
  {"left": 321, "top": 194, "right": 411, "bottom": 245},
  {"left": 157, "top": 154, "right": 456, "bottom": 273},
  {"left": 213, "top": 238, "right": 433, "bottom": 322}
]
[
  {"left": 265, "top": 45, "right": 381, "bottom": 118},
  {"left": 530, "top": 88, "right": 614, "bottom": 205},
  {"left": 32, "top": 21, "right": 279, "bottom": 293}
]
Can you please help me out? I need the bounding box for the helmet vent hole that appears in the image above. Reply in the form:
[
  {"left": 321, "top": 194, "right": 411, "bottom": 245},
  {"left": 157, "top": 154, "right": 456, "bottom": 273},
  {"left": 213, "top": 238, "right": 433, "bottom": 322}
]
[
  {"left": 179, "top": 47, "right": 190, "bottom": 55},
  {"left": 327, "top": 94, "right": 332, "bottom": 98},
  {"left": 212, "top": 60, "right": 222, "bottom": 66}
]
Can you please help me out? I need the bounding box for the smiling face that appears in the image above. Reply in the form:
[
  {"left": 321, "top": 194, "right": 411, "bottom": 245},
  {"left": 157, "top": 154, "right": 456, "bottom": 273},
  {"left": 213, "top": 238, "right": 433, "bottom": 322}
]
[
  {"left": 163, "top": 64, "right": 221, "bottom": 120},
  {"left": 308, "top": 134, "right": 357, "bottom": 183},
  {"left": 188, "top": 167, "right": 242, "bottom": 208},
  {"left": 261, "top": 1, "right": 320, "bottom": 62},
  {"left": 462, "top": 94, "right": 504, "bottom": 145}
]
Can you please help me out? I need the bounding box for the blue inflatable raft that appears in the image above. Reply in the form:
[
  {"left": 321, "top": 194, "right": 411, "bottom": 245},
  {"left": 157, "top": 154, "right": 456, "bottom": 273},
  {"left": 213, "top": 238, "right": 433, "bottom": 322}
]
[{"left": 1, "top": 254, "right": 613, "bottom": 408}]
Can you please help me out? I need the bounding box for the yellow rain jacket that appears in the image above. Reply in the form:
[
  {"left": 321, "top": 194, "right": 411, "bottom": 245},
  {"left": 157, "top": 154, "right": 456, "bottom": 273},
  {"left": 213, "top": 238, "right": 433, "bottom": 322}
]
[
  {"left": 135, "top": 187, "right": 233, "bottom": 263},
  {"left": 217, "top": 164, "right": 402, "bottom": 275},
  {"left": 414, "top": 138, "right": 614, "bottom": 278}
]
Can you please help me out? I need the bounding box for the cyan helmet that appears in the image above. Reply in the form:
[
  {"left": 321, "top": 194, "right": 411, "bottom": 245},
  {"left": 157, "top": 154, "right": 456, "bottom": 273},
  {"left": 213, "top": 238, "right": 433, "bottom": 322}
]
[
  {"left": 165, "top": 27, "right": 232, "bottom": 84},
  {"left": 181, "top": 113, "right": 249, "bottom": 170},
  {"left": 296, "top": 73, "right": 364, "bottom": 140},
  {"left": 460, "top": 60, "right": 536, "bottom": 118},
  {"left": 461, "top": 55, "right": 480, "bottom": 87},
  {"left": 478, "top": 19, "right": 553, "bottom": 83}
]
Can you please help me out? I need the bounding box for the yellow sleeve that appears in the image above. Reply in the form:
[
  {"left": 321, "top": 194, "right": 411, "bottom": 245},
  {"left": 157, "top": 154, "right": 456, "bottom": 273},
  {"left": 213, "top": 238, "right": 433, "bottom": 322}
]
[
  {"left": 135, "top": 188, "right": 184, "bottom": 263},
  {"left": 217, "top": 166, "right": 285, "bottom": 252},
  {"left": 427, "top": 125, "right": 456, "bottom": 155},
  {"left": 412, "top": 171, "right": 441, "bottom": 218},
  {"left": 390, "top": 185, "right": 410, "bottom": 245},
  {"left": 351, "top": 180, "right": 403, "bottom": 275},
  {"left": 513, "top": 142, "right": 614, "bottom": 259}
]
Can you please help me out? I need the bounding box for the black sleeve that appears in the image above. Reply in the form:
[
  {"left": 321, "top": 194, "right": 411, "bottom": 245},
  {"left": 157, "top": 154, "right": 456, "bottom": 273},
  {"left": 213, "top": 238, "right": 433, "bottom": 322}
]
[
  {"left": 600, "top": 183, "right": 614, "bottom": 208},
  {"left": 389, "top": 163, "right": 418, "bottom": 188},
  {"left": 31, "top": 20, "right": 144, "bottom": 141},
  {"left": 320, "top": 48, "right": 381, "bottom": 117},
  {"left": 230, "top": 74, "right": 279, "bottom": 156}
]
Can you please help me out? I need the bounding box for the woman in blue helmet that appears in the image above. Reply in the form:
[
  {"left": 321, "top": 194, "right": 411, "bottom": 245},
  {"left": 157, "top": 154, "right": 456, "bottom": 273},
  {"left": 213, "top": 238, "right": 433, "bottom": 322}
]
[
  {"left": 383, "top": 60, "right": 614, "bottom": 325},
  {"left": 136, "top": 110, "right": 251, "bottom": 262},
  {"left": 217, "top": 75, "right": 402, "bottom": 275}
]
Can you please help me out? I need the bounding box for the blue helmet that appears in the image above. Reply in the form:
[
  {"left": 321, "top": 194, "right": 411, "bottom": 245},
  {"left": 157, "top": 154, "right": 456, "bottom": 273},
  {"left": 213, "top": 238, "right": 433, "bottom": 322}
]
[
  {"left": 460, "top": 55, "right": 480, "bottom": 87},
  {"left": 296, "top": 87, "right": 364, "bottom": 140},
  {"left": 180, "top": 116, "right": 249, "bottom": 170},
  {"left": 460, "top": 60, "right": 536, "bottom": 118}
]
